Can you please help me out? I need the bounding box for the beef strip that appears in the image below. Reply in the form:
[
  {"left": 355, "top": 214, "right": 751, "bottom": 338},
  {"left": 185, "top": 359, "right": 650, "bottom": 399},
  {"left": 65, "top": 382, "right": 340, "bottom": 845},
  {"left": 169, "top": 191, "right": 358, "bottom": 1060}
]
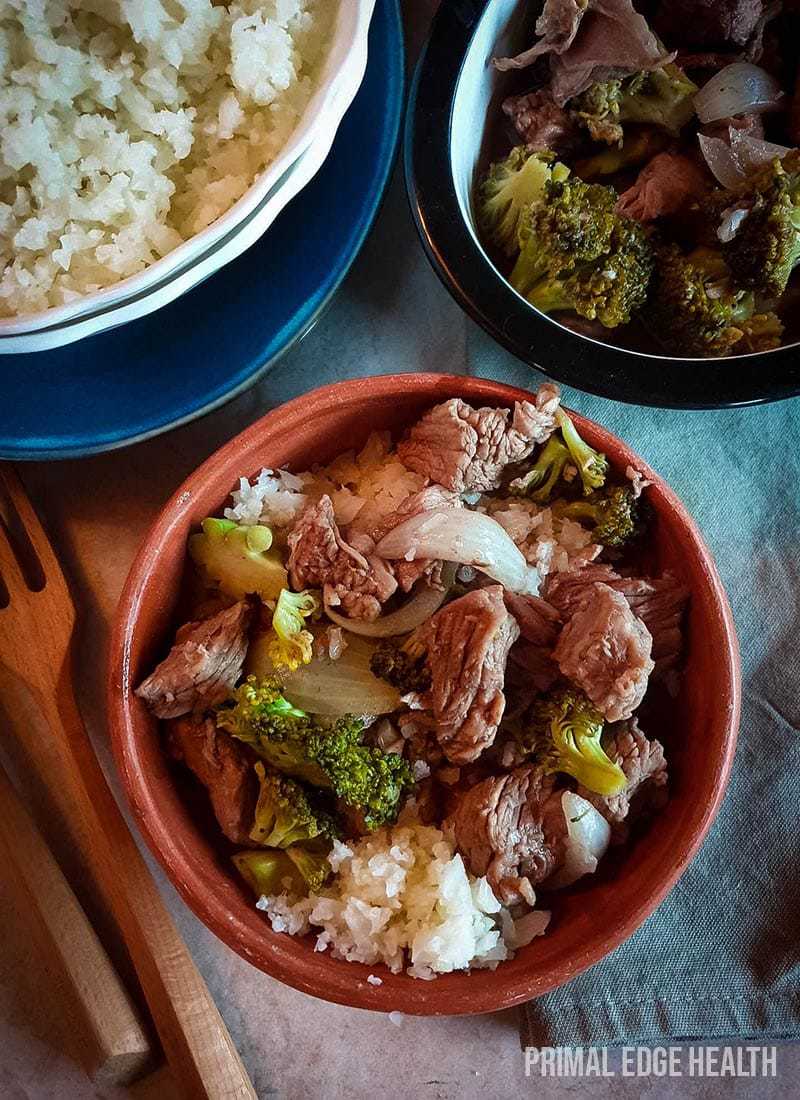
[
  {"left": 166, "top": 714, "right": 259, "bottom": 844},
  {"left": 654, "top": 0, "right": 773, "bottom": 50},
  {"left": 576, "top": 717, "right": 668, "bottom": 842},
  {"left": 502, "top": 591, "right": 562, "bottom": 645},
  {"left": 135, "top": 600, "right": 253, "bottom": 719},
  {"left": 553, "top": 582, "right": 654, "bottom": 721},
  {"left": 502, "top": 591, "right": 562, "bottom": 694},
  {"left": 397, "top": 384, "right": 561, "bottom": 493},
  {"left": 419, "top": 586, "right": 520, "bottom": 765},
  {"left": 616, "top": 151, "right": 711, "bottom": 222},
  {"left": 287, "top": 495, "right": 397, "bottom": 620},
  {"left": 493, "top": 0, "right": 588, "bottom": 71},
  {"left": 545, "top": 565, "right": 690, "bottom": 676},
  {"left": 368, "top": 485, "right": 462, "bottom": 592},
  {"left": 502, "top": 88, "right": 582, "bottom": 153},
  {"left": 444, "top": 765, "right": 568, "bottom": 904}
]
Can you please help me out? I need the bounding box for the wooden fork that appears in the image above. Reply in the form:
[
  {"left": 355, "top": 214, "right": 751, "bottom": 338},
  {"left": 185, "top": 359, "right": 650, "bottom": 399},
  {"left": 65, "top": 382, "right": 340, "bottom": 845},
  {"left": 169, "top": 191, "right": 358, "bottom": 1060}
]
[{"left": 0, "top": 464, "right": 256, "bottom": 1100}]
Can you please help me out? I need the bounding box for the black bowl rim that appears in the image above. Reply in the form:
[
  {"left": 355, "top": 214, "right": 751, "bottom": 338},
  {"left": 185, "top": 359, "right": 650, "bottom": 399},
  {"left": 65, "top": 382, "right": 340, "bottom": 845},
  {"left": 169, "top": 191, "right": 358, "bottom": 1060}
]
[{"left": 404, "top": 0, "right": 800, "bottom": 409}]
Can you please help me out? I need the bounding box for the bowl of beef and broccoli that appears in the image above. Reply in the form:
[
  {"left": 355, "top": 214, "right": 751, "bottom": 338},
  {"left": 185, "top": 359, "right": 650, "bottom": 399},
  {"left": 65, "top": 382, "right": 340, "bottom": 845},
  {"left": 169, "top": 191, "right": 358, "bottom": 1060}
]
[
  {"left": 406, "top": 0, "right": 800, "bottom": 406},
  {"left": 109, "top": 374, "right": 740, "bottom": 1013}
]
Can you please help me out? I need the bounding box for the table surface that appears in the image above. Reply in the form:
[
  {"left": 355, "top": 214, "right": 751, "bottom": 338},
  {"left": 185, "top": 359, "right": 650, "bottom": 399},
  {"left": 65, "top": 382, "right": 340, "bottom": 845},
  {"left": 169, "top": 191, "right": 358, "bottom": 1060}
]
[{"left": 3, "top": 4, "right": 799, "bottom": 1097}]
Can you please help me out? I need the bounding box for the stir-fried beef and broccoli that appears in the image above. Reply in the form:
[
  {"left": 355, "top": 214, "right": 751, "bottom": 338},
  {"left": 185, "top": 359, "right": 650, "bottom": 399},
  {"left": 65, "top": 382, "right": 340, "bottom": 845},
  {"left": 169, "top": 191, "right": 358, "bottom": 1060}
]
[
  {"left": 479, "top": 0, "right": 800, "bottom": 356},
  {"left": 136, "top": 385, "right": 689, "bottom": 978}
]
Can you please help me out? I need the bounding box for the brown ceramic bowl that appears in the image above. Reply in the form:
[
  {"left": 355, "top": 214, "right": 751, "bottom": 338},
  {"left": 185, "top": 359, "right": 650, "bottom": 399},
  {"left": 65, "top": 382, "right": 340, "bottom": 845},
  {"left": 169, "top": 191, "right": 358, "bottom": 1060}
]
[{"left": 108, "top": 373, "right": 740, "bottom": 1015}]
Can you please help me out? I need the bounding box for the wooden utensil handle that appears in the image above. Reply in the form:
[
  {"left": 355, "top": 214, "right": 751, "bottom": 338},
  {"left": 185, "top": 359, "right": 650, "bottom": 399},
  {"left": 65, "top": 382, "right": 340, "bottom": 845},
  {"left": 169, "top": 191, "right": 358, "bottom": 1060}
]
[
  {"left": 35, "top": 675, "right": 256, "bottom": 1100},
  {"left": 0, "top": 758, "right": 153, "bottom": 1085}
]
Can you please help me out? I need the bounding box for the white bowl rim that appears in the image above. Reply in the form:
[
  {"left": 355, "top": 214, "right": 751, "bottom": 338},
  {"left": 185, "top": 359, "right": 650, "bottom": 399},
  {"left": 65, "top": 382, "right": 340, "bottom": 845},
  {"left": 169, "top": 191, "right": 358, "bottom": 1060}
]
[{"left": 0, "top": 0, "right": 374, "bottom": 336}]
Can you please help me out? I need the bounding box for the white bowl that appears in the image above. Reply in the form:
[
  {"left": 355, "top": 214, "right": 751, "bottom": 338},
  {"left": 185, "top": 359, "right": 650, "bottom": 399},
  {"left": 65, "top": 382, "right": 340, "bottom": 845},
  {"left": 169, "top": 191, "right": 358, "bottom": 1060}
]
[
  {"left": 0, "top": 38, "right": 371, "bottom": 356},
  {"left": 0, "top": 0, "right": 375, "bottom": 340}
]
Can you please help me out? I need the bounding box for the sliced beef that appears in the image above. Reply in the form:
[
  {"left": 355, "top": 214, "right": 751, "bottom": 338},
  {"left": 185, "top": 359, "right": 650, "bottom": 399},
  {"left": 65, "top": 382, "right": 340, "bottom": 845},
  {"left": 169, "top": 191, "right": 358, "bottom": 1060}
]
[
  {"left": 507, "top": 640, "right": 561, "bottom": 694},
  {"left": 577, "top": 717, "right": 668, "bottom": 841},
  {"left": 553, "top": 583, "right": 654, "bottom": 721},
  {"left": 502, "top": 88, "right": 582, "bottom": 153},
  {"left": 493, "top": 0, "right": 588, "bottom": 71},
  {"left": 397, "top": 384, "right": 561, "bottom": 493},
  {"left": 654, "top": 0, "right": 773, "bottom": 50},
  {"left": 545, "top": 565, "right": 690, "bottom": 676},
  {"left": 616, "top": 151, "right": 711, "bottom": 222},
  {"left": 369, "top": 485, "right": 462, "bottom": 592},
  {"left": 287, "top": 495, "right": 397, "bottom": 620},
  {"left": 420, "top": 586, "right": 520, "bottom": 765},
  {"left": 444, "top": 765, "right": 568, "bottom": 904},
  {"left": 503, "top": 591, "right": 562, "bottom": 693},
  {"left": 135, "top": 600, "right": 253, "bottom": 719},
  {"left": 503, "top": 591, "right": 562, "bottom": 645},
  {"left": 166, "top": 715, "right": 258, "bottom": 844}
]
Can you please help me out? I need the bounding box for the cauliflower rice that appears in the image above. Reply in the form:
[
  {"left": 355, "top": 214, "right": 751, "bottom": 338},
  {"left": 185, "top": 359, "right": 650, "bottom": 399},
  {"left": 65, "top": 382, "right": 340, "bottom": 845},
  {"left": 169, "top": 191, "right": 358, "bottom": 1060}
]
[
  {"left": 256, "top": 823, "right": 550, "bottom": 979},
  {"left": 0, "top": 0, "right": 335, "bottom": 317}
]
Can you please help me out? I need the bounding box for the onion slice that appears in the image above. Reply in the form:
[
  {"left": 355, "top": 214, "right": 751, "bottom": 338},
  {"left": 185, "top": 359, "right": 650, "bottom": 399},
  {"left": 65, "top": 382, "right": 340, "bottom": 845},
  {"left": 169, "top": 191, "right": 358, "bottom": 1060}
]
[
  {"left": 699, "top": 129, "right": 793, "bottom": 189},
  {"left": 375, "top": 509, "right": 541, "bottom": 596},
  {"left": 323, "top": 563, "right": 456, "bottom": 638},
  {"left": 698, "top": 134, "right": 747, "bottom": 188},
  {"left": 546, "top": 792, "right": 611, "bottom": 889},
  {"left": 694, "top": 63, "right": 784, "bottom": 124}
]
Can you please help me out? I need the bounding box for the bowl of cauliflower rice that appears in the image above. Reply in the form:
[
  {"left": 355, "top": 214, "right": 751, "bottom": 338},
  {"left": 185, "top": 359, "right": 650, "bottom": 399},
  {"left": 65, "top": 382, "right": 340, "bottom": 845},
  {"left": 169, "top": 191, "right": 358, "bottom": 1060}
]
[
  {"left": 110, "top": 373, "right": 740, "bottom": 1014},
  {"left": 0, "top": 0, "right": 372, "bottom": 338}
]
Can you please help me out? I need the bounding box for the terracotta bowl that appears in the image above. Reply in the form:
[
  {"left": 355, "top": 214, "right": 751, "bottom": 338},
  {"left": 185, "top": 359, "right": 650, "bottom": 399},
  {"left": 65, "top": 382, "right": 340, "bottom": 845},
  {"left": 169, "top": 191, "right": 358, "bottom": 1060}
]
[{"left": 108, "top": 373, "right": 740, "bottom": 1015}]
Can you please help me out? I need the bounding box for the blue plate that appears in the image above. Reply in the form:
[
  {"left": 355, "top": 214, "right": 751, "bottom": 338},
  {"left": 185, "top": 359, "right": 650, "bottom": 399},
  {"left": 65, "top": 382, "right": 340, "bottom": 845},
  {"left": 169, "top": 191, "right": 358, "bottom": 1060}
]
[{"left": 0, "top": 0, "right": 403, "bottom": 460}]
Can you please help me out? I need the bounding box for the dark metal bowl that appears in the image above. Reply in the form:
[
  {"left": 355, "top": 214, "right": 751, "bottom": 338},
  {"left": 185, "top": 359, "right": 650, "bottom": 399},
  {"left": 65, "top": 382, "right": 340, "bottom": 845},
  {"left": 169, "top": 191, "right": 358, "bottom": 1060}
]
[{"left": 404, "top": 0, "right": 800, "bottom": 408}]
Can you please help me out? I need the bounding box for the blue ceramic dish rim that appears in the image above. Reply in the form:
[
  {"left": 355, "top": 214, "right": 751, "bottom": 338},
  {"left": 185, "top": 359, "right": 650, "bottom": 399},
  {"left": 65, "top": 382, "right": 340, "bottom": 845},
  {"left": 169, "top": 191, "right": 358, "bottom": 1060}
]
[
  {"left": 404, "top": 0, "right": 800, "bottom": 409},
  {"left": 1, "top": 0, "right": 404, "bottom": 460}
]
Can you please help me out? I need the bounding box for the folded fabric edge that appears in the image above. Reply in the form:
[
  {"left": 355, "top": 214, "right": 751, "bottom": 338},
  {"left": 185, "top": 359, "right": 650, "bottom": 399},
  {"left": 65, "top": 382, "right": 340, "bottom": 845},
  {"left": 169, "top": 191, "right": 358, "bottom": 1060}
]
[{"left": 520, "top": 992, "right": 800, "bottom": 1048}]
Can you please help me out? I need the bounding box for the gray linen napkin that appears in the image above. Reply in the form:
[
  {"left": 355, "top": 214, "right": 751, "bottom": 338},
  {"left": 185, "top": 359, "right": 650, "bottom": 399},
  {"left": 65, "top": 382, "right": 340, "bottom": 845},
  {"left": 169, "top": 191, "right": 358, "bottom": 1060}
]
[{"left": 512, "top": 372, "right": 800, "bottom": 1046}]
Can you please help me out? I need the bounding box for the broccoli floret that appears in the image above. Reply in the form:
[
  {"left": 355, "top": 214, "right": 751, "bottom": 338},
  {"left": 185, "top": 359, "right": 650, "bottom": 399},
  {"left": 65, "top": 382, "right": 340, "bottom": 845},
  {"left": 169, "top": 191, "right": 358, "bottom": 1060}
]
[
  {"left": 572, "top": 66, "right": 697, "bottom": 147},
  {"left": 574, "top": 128, "right": 671, "bottom": 181},
  {"left": 645, "top": 244, "right": 760, "bottom": 357},
  {"left": 232, "top": 849, "right": 306, "bottom": 897},
  {"left": 556, "top": 408, "right": 609, "bottom": 496},
  {"left": 250, "top": 762, "right": 338, "bottom": 848},
  {"left": 218, "top": 677, "right": 414, "bottom": 830},
  {"left": 719, "top": 151, "right": 800, "bottom": 299},
  {"left": 510, "top": 176, "right": 655, "bottom": 328},
  {"left": 267, "top": 588, "right": 318, "bottom": 672},
  {"left": 526, "top": 687, "right": 626, "bottom": 796},
  {"left": 554, "top": 485, "right": 641, "bottom": 548},
  {"left": 478, "top": 146, "right": 570, "bottom": 256},
  {"left": 510, "top": 436, "right": 573, "bottom": 502},
  {"left": 232, "top": 843, "right": 332, "bottom": 898},
  {"left": 189, "top": 517, "right": 287, "bottom": 601},
  {"left": 370, "top": 635, "right": 431, "bottom": 693}
]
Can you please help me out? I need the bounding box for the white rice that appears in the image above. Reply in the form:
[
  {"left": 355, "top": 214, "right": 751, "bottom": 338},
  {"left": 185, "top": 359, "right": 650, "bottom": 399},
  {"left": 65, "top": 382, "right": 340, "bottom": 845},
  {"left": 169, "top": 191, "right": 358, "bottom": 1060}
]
[
  {"left": 225, "top": 432, "right": 427, "bottom": 531},
  {"left": 0, "top": 0, "right": 335, "bottom": 317},
  {"left": 486, "top": 498, "right": 602, "bottom": 578},
  {"left": 256, "top": 823, "right": 550, "bottom": 980}
]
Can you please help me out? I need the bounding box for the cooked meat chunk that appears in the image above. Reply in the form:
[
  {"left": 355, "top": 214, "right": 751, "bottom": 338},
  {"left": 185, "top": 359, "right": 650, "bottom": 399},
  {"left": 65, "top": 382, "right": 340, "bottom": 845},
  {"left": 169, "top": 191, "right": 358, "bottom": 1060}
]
[
  {"left": 655, "top": 0, "right": 771, "bottom": 49},
  {"left": 493, "top": 0, "right": 589, "bottom": 70},
  {"left": 135, "top": 600, "right": 253, "bottom": 719},
  {"left": 288, "top": 495, "right": 397, "bottom": 620},
  {"left": 545, "top": 565, "right": 689, "bottom": 676},
  {"left": 166, "top": 715, "right": 258, "bottom": 844},
  {"left": 502, "top": 591, "right": 561, "bottom": 645},
  {"left": 507, "top": 640, "right": 561, "bottom": 694},
  {"left": 553, "top": 583, "right": 654, "bottom": 721},
  {"left": 369, "top": 485, "right": 462, "bottom": 592},
  {"left": 397, "top": 385, "right": 561, "bottom": 493},
  {"left": 444, "top": 765, "right": 568, "bottom": 904},
  {"left": 577, "top": 718, "right": 668, "bottom": 841},
  {"left": 420, "top": 586, "right": 520, "bottom": 764},
  {"left": 502, "top": 89, "right": 581, "bottom": 153},
  {"left": 616, "top": 152, "right": 710, "bottom": 222}
]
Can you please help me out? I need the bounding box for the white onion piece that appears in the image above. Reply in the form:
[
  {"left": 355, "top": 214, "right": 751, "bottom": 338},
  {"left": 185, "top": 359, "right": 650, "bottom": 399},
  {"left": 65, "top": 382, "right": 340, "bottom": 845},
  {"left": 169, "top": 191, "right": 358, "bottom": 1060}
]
[
  {"left": 322, "top": 562, "right": 456, "bottom": 638},
  {"left": 698, "top": 134, "right": 747, "bottom": 188},
  {"left": 546, "top": 792, "right": 611, "bottom": 890},
  {"left": 694, "top": 62, "right": 784, "bottom": 124},
  {"left": 729, "top": 129, "right": 792, "bottom": 173},
  {"left": 246, "top": 631, "right": 401, "bottom": 716},
  {"left": 375, "top": 509, "right": 541, "bottom": 596},
  {"left": 717, "top": 205, "right": 750, "bottom": 243}
]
